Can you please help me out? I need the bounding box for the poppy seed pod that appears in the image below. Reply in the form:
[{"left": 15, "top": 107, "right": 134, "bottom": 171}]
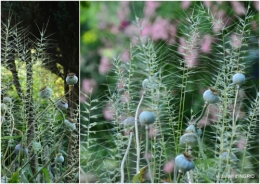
[
  {"left": 175, "top": 153, "right": 195, "bottom": 172},
  {"left": 55, "top": 153, "right": 64, "bottom": 163},
  {"left": 39, "top": 86, "right": 52, "bottom": 99},
  {"left": 1, "top": 103, "right": 7, "bottom": 112},
  {"left": 232, "top": 73, "right": 245, "bottom": 85},
  {"left": 66, "top": 73, "right": 78, "bottom": 85},
  {"left": 15, "top": 143, "right": 29, "bottom": 156},
  {"left": 180, "top": 132, "right": 197, "bottom": 146},
  {"left": 3, "top": 97, "right": 12, "bottom": 104},
  {"left": 139, "top": 111, "right": 156, "bottom": 125},
  {"left": 56, "top": 99, "right": 68, "bottom": 110},
  {"left": 203, "top": 89, "right": 221, "bottom": 104},
  {"left": 185, "top": 125, "right": 196, "bottom": 133},
  {"left": 64, "top": 119, "right": 77, "bottom": 131}
]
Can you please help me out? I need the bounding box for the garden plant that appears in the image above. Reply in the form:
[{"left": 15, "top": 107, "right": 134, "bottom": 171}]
[{"left": 80, "top": 1, "right": 259, "bottom": 183}]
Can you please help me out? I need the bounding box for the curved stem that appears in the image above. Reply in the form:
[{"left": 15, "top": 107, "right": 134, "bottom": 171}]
[
  {"left": 194, "top": 102, "right": 209, "bottom": 125},
  {"left": 135, "top": 90, "right": 146, "bottom": 173},
  {"left": 177, "top": 170, "right": 183, "bottom": 183},
  {"left": 145, "top": 125, "right": 154, "bottom": 183},
  {"left": 120, "top": 132, "right": 133, "bottom": 183}
]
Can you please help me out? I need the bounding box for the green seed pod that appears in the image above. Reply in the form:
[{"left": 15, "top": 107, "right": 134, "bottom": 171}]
[
  {"left": 56, "top": 99, "right": 68, "bottom": 110},
  {"left": 66, "top": 73, "right": 78, "bottom": 85},
  {"left": 39, "top": 86, "right": 52, "bottom": 99},
  {"left": 232, "top": 73, "right": 245, "bottom": 85},
  {"left": 139, "top": 111, "right": 156, "bottom": 125},
  {"left": 55, "top": 153, "right": 64, "bottom": 163},
  {"left": 175, "top": 152, "right": 195, "bottom": 172}
]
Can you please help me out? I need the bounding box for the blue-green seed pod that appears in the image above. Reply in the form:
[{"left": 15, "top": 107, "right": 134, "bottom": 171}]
[
  {"left": 39, "top": 86, "right": 52, "bottom": 99},
  {"left": 55, "top": 153, "right": 64, "bottom": 163},
  {"left": 175, "top": 153, "right": 195, "bottom": 172},
  {"left": 139, "top": 111, "right": 156, "bottom": 125},
  {"left": 3, "top": 97, "right": 12, "bottom": 104},
  {"left": 56, "top": 99, "right": 68, "bottom": 110},
  {"left": 64, "top": 119, "right": 76, "bottom": 131},
  {"left": 203, "top": 89, "right": 221, "bottom": 104},
  {"left": 66, "top": 73, "right": 78, "bottom": 85},
  {"left": 232, "top": 73, "right": 245, "bottom": 85},
  {"left": 180, "top": 133, "right": 197, "bottom": 146}
]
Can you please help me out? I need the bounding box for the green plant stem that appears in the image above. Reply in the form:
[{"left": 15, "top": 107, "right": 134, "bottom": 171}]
[
  {"left": 176, "top": 170, "right": 182, "bottom": 183},
  {"left": 55, "top": 161, "right": 78, "bottom": 183},
  {"left": 194, "top": 102, "right": 209, "bottom": 125},
  {"left": 135, "top": 90, "right": 146, "bottom": 173},
  {"left": 120, "top": 131, "right": 133, "bottom": 183},
  {"left": 145, "top": 125, "right": 154, "bottom": 183}
]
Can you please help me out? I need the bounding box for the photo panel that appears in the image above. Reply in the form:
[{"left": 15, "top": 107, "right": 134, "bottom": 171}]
[
  {"left": 1, "top": 1, "right": 79, "bottom": 183},
  {"left": 79, "top": 1, "right": 259, "bottom": 183}
]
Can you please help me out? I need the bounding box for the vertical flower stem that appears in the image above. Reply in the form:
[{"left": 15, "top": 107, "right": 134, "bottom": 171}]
[
  {"left": 135, "top": 90, "right": 146, "bottom": 173},
  {"left": 121, "top": 131, "right": 133, "bottom": 183},
  {"left": 145, "top": 125, "right": 154, "bottom": 183}
]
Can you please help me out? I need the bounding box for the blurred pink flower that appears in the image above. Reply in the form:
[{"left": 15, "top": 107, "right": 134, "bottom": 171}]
[
  {"left": 231, "top": 33, "right": 242, "bottom": 48},
  {"left": 117, "top": 1, "right": 130, "bottom": 21},
  {"left": 143, "top": 152, "right": 153, "bottom": 160},
  {"left": 178, "top": 36, "right": 199, "bottom": 68},
  {"left": 121, "top": 50, "right": 130, "bottom": 62},
  {"left": 144, "top": 1, "right": 161, "bottom": 17},
  {"left": 253, "top": 1, "right": 259, "bottom": 11},
  {"left": 103, "top": 103, "right": 114, "bottom": 120},
  {"left": 230, "top": 1, "right": 246, "bottom": 16},
  {"left": 163, "top": 160, "right": 174, "bottom": 173},
  {"left": 149, "top": 125, "right": 159, "bottom": 138},
  {"left": 99, "top": 56, "right": 112, "bottom": 74},
  {"left": 212, "top": 9, "right": 226, "bottom": 33},
  {"left": 80, "top": 94, "right": 87, "bottom": 102},
  {"left": 121, "top": 91, "right": 130, "bottom": 102},
  {"left": 168, "top": 24, "right": 177, "bottom": 44},
  {"left": 181, "top": 1, "right": 192, "bottom": 9},
  {"left": 201, "top": 34, "right": 212, "bottom": 53},
  {"left": 151, "top": 17, "right": 170, "bottom": 41},
  {"left": 82, "top": 79, "right": 97, "bottom": 94},
  {"left": 251, "top": 20, "right": 258, "bottom": 31},
  {"left": 237, "top": 138, "right": 247, "bottom": 150},
  {"left": 203, "top": 1, "right": 211, "bottom": 8}
]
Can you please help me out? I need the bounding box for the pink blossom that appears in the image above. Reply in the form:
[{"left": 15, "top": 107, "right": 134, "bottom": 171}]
[
  {"left": 144, "top": 1, "right": 161, "bottom": 17},
  {"left": 181, "top": 1, "right": 192, "bottom": 9},
  {"left": 121, "top": 50, "right": 130, "bottom": 62},
  {"left": 163, "top": 160, "right": 174, "bottom": 173},
  {"left": 251, "top": 20, "right": 258, "bottom": 31},
  {"left": 237, "top": 138, "right": 247, "bottom": 150},
  {"left": 168, "top": 24, "right": 177, "bottom": 44},
  {"left": 230, "top": 1, "right": 246, "bottom": 16},
  {"left": 143, "top": 152, "right": 153, "bottom": 160},
  {"left": 149, "top": 125, "right": 159, "bottom": 138},
  {"left": 121, "top": 91, "right": 130, "bottom": 102},
  {"left": 103, "top": 103, "right": 114, "bottom": 120},
  {"left": 203, "top": 1, "right": 211, "bottom": 8},
  {"left": 82, "top": 79, "right": 97, "bottom": 94},
  {"left": 253, "top": 1, "right": 259, "bottom": 11},
  {"left": 117, "top": 1, "right": 130, "bottom": 21},
  {"left": 151, "top": 17, "right": 170, "bottom": 41},
  {"left": 201, "top": 34, "right": 212, "bottom": 53},
  {"left": 230, "top": 33, "right": 242, "bottom": 48},
  {"left": 99, "top": 56, "right": 112, "bottom": 74},
  {"left": 212, "top": 9, "right": 226, "bottom": 33}
]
